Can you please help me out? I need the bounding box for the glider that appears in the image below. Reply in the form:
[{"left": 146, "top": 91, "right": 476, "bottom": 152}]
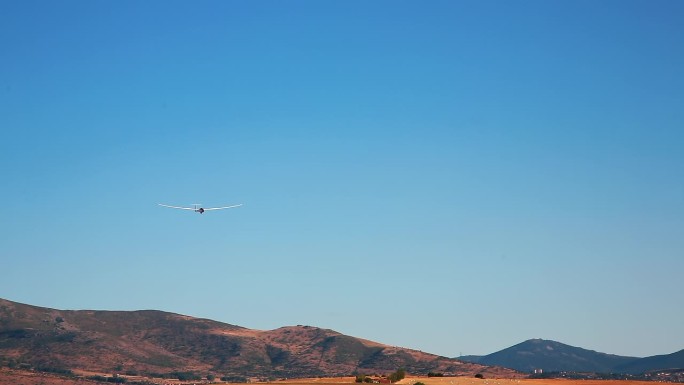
[{"left": 158, "top": 203, "right": 242, "bottom": 214}]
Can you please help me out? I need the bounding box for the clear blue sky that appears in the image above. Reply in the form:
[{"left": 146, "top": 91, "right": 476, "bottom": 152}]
[{"left": 1, "top": 1, "right": 683, "bottom": 359}]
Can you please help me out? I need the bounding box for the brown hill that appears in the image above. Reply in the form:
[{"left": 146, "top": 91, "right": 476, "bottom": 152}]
[{"left": 0, "top": 298, "right": 519, "bottom": 379}]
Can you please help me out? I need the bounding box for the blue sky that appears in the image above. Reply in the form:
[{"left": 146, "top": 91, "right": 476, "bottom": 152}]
[{"left": 1, "top": 1, "right": 683, "bottom": 359}]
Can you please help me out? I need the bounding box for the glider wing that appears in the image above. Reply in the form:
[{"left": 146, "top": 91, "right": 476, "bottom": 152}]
[
  {"left": 158, "top": 203, "right": 196, "bottom": 210},
  {"left": 203, "top": 204, "right": 243, "bottom": 211}
]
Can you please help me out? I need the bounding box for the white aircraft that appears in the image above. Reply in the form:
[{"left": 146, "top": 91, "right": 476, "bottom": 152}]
[{"left": 158, "top": 203, "right": 242, "bottom": 214}]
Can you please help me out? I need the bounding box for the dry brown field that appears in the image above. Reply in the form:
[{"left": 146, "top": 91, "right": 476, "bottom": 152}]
[
  {"left": 394, "top": 377, "right": 669, "bottom": 385},
  {"left": 0, "top": 371, "right": 679, "bottom": 385},
  {"left": 275, "top": 377, "right": 675, "bottom": 385}
]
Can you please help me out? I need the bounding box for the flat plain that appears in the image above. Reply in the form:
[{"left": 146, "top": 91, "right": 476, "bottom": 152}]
[
  {"left": 279, "top": 378, "right": 674, "bottom": 385},
  {"left": 0, "top": 370, "right": 676, "bottom": 385}
]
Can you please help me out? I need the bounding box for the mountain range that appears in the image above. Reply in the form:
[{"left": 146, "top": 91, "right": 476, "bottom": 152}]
[
  {"left": 458, "top": 338, "right": 684, "bottom": 375},
  {"left": 0, "top": 298, "right": 517, "bottom": 379},
  {"left": 2, "top": 298, "right": 682, "bottom": 379}
]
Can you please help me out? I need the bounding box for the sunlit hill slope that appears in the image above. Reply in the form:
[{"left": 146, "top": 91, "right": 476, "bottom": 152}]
[{"left": 0, "top": 298, "right": 519, "bottom": 379}]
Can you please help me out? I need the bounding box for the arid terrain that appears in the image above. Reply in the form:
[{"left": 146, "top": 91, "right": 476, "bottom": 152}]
[
  {"left": 3, "top": 299, "right": 682, "bottom": 384},
  {"left": 277, "top": 377, "right": 681, "bottom": 385},
  {"left": 395, "top": 378, "right": 671, "bottom": 385},
  {"left": 0, "top": 370, "right": 679, "bottom": 385},
  {"left": 0, "top": 298, "right": 517, "bottom": 378}
]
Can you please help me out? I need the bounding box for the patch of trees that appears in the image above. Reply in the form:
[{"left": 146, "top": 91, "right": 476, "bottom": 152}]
[
  {"left": 0, "top": 360, "right": 74, "bottom": 377},
  {"left": 428, "top": 372, "right": 444, "bottom": 377},
  {"left": 85, "top": 376, "right": 154, "bottom": 385},
  {"left": 355, "top": 375, "right": 374, "bottom": 383},
  {"left": 221, "top": 375, "right": 248, "bottom": 382},
  {"left": 86, "top": 375, "right": 127, "bottom": 383},
  {"left": 168, "top": 371, "right": 202, "bottom": 381},
  {"left": 388, "top": 368, "right": 406, "bottom": 383},
  {"left": 146, "top": 371, "right": 202, "bottom": 381},
  {"left": 34, "top": 366, "right": 74, "bottom": 376}
]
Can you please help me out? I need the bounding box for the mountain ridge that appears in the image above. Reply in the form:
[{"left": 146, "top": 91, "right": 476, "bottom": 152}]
[
  {"left": 458, "top": 338, "right": 684, "bottom": 375},
  {"left": 615, "top": 349, "right": 684, "bottom": 375},
  {"left": 4, "top": 298, "right": 682, "bottom": 379},
  {"left": 0, "top": 298, "right": 519, "bottom": 379}
]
